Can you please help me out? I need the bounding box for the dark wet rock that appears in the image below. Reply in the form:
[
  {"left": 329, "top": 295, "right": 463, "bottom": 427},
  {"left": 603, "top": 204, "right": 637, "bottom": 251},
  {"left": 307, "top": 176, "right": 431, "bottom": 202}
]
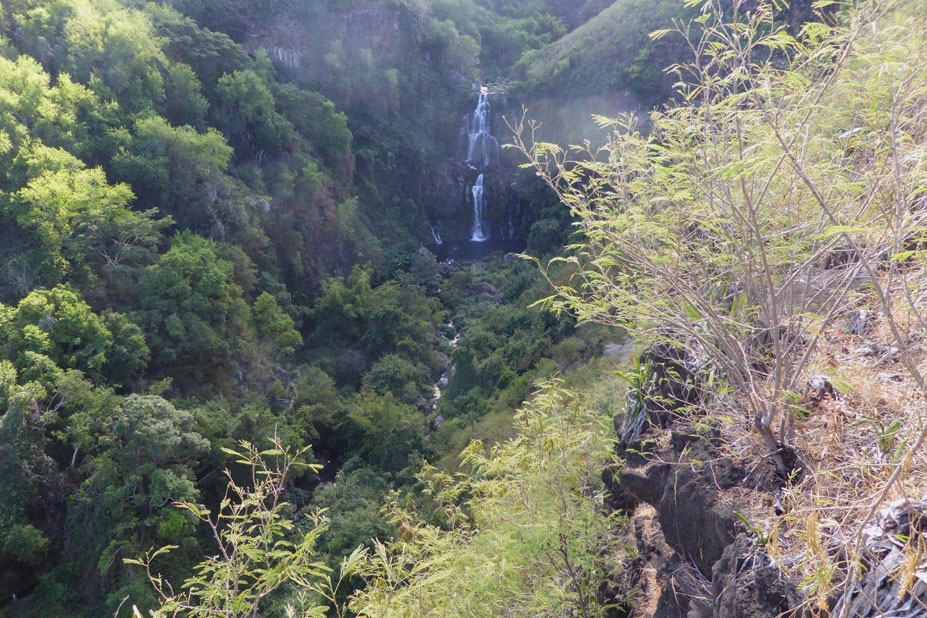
[
  {"left": 605, "top": 397, "right": 795, "bottom": 617},
  {"left": 619, "top": 463, "right": 670, "bottom": 507},
  {"left": 601, "top": 464, "right": 638, "bottom": 513},
  {"left": 609, "top": 505, "right": 682, "bottom": 618},
  {"left": 658, "top": 460, "right": 737, "bottom": 577}
]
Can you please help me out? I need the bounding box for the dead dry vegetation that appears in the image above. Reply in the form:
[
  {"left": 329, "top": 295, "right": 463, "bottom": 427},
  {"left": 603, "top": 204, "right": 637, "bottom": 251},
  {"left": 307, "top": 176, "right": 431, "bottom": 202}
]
[{"left": 719, "top": 294, "right": 927, "bottom": 615}]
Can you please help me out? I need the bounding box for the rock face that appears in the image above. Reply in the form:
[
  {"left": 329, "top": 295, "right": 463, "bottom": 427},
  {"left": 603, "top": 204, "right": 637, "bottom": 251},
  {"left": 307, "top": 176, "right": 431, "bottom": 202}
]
[
  {"left": 241, "top": 5, "right": 538, "bottom": 246},
  {"left": 832, "top": 500, "right": 927, "bottom": 617},
  {"left": 710, "top": 535, "right": 803, "bottom": 618},
  {"left": 243, "top": 4, "right": 405, "bottom": 71},
  {"left": 602, "top": 347, "right": 801, "bottom": 618}
]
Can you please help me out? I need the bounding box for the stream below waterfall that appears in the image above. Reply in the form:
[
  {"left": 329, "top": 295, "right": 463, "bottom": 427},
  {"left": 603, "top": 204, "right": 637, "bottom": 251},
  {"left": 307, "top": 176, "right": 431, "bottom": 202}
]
[{"left": 433, "top": 238, "right": 525, "bottom": 261}]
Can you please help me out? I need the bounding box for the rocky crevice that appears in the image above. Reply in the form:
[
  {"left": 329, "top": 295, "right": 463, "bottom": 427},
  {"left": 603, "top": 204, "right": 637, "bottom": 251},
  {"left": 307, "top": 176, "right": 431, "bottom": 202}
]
[
  {"left": 602, "top": 347, "right": 802, "bottom": 618},
  {"left": 604, "top": 420, "right": 804, "bottom": 618}
]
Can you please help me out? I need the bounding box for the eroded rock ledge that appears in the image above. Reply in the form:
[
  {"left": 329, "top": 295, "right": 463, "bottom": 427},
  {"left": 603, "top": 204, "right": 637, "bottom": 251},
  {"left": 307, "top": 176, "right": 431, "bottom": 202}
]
[{"left": 603, "top": 415, "right": 802, "bottom": 618}]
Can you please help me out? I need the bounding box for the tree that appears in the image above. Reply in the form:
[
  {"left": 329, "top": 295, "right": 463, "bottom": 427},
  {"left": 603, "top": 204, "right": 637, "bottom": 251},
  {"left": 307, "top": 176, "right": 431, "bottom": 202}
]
[
  {"left": 164, "top": 63, "right": 209, "bottom": 128},
  {"left": 0, "top": 376, "right": 70, "bottom": 579},
  {"left": 450, "top": 303, "right": 552, "bottom": 399},
  {"left": 143, "top": 4, "right": 250, "bottom": 101},
  {"left": 361, "top": 353, "right": 430, "bottom": 406},
  {"left": 7, "top": 144, "right": 170, "bottom": 289},
  {"left": 515, "top": 4, "right": 927, "bottom": 611},
  {"left": 0, "top": 54, "right": 98, "bottom": 160},
  {"left": 0, "top": 52, "right": 170, "bottom": 293},
  {"left": 1, "top": 286, "right": 147, "bottom": 384},
  {"left": 252, "top": 291, "right": 302, "bottom": 356},
  {"left": 214, "top": 69, "right": 292, "bottom": 157},
  {"left": 136, "top": 232, "right": 250, "bottom": 380},
  {"left": 511, "top": 1, "right": 875, "bottom": 474},
  {"left": 11, "top": 163, "right": 127, "bottom": 279},
  {"left": 62, "top": 0, "right": 168, "bottom": 114},
  {"left": 345, "top": 391, "right": 425, "bottom": 472},
  {"left": 310, "top": 265, "right": 443, "bottom": 387},
  {"left": 13, "top": 0, "right": 72, "bottom": 72},
  {"left": 65, "top": 394, "right": 209, "bottom": 612},
  {"left": 109, "top": 115, "right": 231, "bottom": 230},
  {"left": 311, "top": 467, "right": 394, "bottom": 561},
  {"left": 0, "top": 356, "right": 121, "bottom": 610},
  {"left": 272, "top": 84, "right": 354, "bottom": 182}
]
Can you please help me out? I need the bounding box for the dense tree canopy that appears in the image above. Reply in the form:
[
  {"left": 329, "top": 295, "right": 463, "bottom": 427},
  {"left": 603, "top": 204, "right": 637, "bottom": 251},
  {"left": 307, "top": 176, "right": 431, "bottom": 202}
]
[
  {"left": 0, "top": 0, "right": 699, "bottom": 614},
  {"left": 135, "top": 232, "right": 249, "bottom": 379}
]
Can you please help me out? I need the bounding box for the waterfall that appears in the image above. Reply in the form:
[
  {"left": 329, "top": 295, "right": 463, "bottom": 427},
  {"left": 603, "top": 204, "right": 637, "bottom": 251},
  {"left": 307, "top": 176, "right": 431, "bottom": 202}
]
[
  {"left": 466, "top": 94, "right": 499, "bottom": 170},
  {"left": 471, "top": 174, "right": 488, "bottom": 242},
  {"left": 430, "top": 225, "right": 443, "bottom": 245},
  {"left": 465, "top": 92, "right": 498, "bottom": 242}
]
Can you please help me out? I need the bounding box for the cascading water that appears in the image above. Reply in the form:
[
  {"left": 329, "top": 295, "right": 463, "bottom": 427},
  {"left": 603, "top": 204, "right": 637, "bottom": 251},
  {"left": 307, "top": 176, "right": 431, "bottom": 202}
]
[
  {"left": 465, "top": 92, "right": 498, "bottom": 242},
  {"left": 432, "top": 90, "right": 530, "bottom": 258},
  {"left": 471, "top": 174, "right": 488, "bottom": 242},
  {"left": 466, "top": 94, "right": 499, "bottom": 170}
]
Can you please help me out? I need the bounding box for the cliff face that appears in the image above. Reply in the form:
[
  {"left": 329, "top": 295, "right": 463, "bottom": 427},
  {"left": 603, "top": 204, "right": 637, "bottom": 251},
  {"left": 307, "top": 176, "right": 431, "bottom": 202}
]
[
  {"left": 605, "top": 412, "right": 927, "bottom": 618},
  {"left": 597, "top": 347, "right": 793, "bottom": 617},
  {"left": 241, "top": 4, "right": 405, "bottom": 71}
]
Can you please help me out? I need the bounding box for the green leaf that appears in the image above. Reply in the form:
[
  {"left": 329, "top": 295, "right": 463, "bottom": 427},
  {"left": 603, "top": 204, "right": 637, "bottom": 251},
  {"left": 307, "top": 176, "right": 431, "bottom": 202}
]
[
  {"left": 891, "top": 250, "right": 917, "bottom": 263},
  {"left": 649, "top": 29, "right": 674, "bottom": 41},
  {"left": 816, "top": 225, "right": 868, "bottom": 239}
]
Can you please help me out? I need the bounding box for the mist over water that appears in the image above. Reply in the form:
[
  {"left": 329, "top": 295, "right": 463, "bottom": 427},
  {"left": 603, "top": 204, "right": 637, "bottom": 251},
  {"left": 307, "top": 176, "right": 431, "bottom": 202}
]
[{"left": 512, "top": 91, "right": 645, "bottom": 147}]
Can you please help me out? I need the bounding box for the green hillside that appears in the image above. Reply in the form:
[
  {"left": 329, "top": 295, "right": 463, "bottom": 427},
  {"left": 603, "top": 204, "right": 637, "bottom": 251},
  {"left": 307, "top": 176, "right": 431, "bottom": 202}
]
[{"left": 514, "top": 0, "right": 693, "bottom": 104}]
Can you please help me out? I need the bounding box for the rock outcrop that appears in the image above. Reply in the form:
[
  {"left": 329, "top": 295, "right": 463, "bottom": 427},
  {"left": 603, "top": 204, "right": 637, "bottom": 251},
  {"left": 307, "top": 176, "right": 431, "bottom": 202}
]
[
  {"left": 603, "top": 347, "right": 802, "bottom": 618},
  {"left": 602, "top": 340, "right": 927, "bottom": 618}
]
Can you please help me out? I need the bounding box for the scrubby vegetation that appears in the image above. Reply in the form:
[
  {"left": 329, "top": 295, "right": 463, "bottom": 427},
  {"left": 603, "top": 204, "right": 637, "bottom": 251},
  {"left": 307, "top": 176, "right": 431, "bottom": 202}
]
[
  {"left": 503, "top": 0, "right": 927, "bottom": 614},
  {"left": 512, "top": 0, "right": 694, "bottom": 104}
]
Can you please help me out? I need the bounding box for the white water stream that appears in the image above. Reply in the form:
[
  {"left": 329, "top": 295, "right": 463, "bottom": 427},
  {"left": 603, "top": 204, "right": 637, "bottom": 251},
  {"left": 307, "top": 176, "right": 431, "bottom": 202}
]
[{"left": 464, "top": 93, "right": 498, "bottom": 241}]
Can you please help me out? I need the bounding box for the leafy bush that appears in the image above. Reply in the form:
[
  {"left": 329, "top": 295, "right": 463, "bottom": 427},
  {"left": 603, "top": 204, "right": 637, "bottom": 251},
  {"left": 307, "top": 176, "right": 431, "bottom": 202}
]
[
  {"left": 127, "top": 439, "right": 343, "bottom": 618},
  {"left": 136, "top": 232, "right": 250, "bottom": 381},
  {"left": 350, "top": 378, "right": 625, "bottom": 617}
]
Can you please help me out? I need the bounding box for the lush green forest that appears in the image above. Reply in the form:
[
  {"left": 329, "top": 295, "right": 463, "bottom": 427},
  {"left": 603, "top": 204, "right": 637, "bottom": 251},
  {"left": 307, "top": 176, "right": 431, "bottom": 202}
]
[
  {"left": 0, "top": 0, "right": 638, "bottom": 615},
  {"left": 4, "top": 0, "right": 927, "bottom": 616}
]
